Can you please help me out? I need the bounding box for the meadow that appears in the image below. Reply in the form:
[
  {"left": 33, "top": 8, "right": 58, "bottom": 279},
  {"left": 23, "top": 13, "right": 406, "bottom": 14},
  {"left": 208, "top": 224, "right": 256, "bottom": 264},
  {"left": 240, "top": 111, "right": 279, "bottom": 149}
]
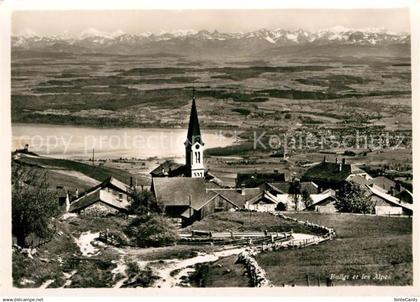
[{"left": 256, "top": 213, "right": 412, "bottom": 286}]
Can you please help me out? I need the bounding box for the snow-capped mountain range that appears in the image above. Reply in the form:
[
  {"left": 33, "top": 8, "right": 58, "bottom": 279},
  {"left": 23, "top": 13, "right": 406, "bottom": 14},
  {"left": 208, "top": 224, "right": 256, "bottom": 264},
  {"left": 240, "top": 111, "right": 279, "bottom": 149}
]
[{"left": 12, "top": 27, "right": 410, "bottom": 56}]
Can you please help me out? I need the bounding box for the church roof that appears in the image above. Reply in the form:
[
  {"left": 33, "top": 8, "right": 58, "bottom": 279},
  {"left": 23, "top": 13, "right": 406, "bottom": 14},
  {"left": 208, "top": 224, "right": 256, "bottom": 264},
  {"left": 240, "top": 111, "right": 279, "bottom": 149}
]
[
  {"left": 152, "top": 177, "right": 212, "bottom": 210},
  {"left": 186, "top": 98, "right": 203, "bottom": 145}
]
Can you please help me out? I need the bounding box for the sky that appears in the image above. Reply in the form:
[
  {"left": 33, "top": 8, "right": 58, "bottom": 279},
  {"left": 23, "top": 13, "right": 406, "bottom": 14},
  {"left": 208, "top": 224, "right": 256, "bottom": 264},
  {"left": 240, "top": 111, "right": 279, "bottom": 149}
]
[{"left": 12, "top": 9, "right": 410, "bottom": 36}]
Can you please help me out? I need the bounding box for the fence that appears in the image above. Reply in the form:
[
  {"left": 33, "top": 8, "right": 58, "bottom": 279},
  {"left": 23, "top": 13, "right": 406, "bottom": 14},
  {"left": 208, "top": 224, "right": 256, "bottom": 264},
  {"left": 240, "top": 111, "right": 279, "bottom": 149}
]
[
  {"left": 236, "top": 211, "right": 337, "bottom": 287},
  {"left": 178, "top": 230, "right": 292, "bottom": 246}
]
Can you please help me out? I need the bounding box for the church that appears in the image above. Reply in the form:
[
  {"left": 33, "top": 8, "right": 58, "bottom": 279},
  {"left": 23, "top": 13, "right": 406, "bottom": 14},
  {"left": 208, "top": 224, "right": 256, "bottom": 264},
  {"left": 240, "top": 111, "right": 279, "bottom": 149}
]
[
  {"left": 150, "top": 93, "right": 207, "bottom": 179},
  {"left": 150, "top": 92, "right": 261, "bottom": 225}
]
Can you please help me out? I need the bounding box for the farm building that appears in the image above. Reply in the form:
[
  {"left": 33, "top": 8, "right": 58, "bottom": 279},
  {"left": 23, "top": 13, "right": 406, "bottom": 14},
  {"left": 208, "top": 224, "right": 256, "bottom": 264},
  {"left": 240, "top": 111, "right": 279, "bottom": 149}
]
[
  {"left": 69, "top": 176, "right": 133, "bottom": 216},
  {"left": 150, "top": 160, "right": 187, "bottom": 177},
  {"left": 244, "top": 190, "right": 278, "bottom": 212},
  {"left": 302, "top": 158, "right": 371, "bottom": 191},
  {"left": 305, "top": 189, "right": 338, "bottom": 213},
  {"left": 348, "top": 175, "right": 413, "bottom": 202},
  {"left": 243, "top": 181, "right": 337, "bottom": 212},
  {"left": 366, "top": 185, "right": 413, "bottom": 216},
  {"left": 236, "top": 171, "right": 286, "bottom": 188}
]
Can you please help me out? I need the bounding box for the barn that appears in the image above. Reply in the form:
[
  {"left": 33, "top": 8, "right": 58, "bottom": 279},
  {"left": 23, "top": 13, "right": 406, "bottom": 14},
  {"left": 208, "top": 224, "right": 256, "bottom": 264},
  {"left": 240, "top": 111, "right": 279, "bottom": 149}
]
[
  {"left": 69, "top": 177, "right": 132, "bottom": 216},
  {"left": 366, "top": 185, "right": 413, "bottom": 216}
]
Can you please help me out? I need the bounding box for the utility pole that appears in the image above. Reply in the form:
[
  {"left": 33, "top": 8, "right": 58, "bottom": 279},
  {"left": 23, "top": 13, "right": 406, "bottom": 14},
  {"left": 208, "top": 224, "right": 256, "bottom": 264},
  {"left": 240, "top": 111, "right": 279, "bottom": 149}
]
[{"left": 92, "top": 148, "right": 95, "bottom": 166}]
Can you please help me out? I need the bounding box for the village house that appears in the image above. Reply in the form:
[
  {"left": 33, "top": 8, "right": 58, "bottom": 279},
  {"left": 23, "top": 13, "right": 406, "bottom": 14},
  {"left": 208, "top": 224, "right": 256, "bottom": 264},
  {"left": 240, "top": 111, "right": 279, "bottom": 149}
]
[
  {"left": 245, "top": 181, "right": 337, "bottom": 212},
  {"left": 366, "top": 185, "right": 413, "bottom": 216},
  {"left": 302, "top": 158, "right": 371, "bottom": 191},
  {"left": 69, "top": 176, "right": 133, "bottom": 216},
  {"left": 304, "top": 190, "right": 338, "bottom": 213},
  {"left": 236, "top": 171, "right": 286, "bottom": 188},
  {"left": 348, "top": 174, "right": 413, "bottom": 203}
]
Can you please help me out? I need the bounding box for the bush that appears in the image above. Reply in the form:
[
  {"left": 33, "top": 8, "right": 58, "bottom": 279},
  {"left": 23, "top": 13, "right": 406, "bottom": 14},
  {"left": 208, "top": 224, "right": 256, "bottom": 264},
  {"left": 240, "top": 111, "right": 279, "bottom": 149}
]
[
  {"left": 99, "top": 229, "right": 129, "bottom": 247},
  {"left": 124, "top": 214, "right": 179, "bottom": 248},
  {"left": 123, "top": 262, "right": 159, "bottom": 288},
  {"left": 231, "top": 108, "right": 251, "bottom": 116}
]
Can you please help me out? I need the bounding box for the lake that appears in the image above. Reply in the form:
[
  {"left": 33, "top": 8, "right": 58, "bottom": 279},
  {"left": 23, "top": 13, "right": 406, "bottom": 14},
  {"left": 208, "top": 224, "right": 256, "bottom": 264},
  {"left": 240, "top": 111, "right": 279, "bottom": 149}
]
[{"left": 12, "top": 123, "right": 237, "bottom": 160}]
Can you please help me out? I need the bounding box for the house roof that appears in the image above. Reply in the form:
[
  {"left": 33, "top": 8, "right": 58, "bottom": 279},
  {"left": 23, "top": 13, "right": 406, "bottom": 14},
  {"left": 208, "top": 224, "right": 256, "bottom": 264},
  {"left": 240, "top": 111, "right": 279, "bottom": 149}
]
[
  {"left": 309, "top": 189, "right": 337, "bottom": 207},
  {"left": 366, "top": 185, "right": 413, "bottom": 212},
  {"left": 372, "top": 176, "right": 396, "bottom": 192},
  {"left": 302, "top": 161, "right": 352, "bottom": 183},
  {"left": 266, "top": 181, "right": 318, "bottom": 194},
  {"left": 348, "top": 175, "right": 373, "bottom": 187},
  {"left": 152, "top": 177, "right": 211, "bottom": 210},
  {"left": 247, "top": 190, "right": 278, "bottom": 205},
  {"left": 150, "top": 160, "right": 186, "bottom": 177},
  {"left": 350, "top": 165, "right": 368, "bottom": 175},
  {"left": 206, "top": 187, "right": 261, "bottom": 208},
  {"left": 186, "top": 98, "right": 203, "bottom": 145},
  {"left": 236, "top": 172, "right": 285, "bottom": 187},
  {"left": 69, "top": 188, "right": 129, "bottom": 212},
  {"left": 73, "top": 176, "right": 132, "bottom": 201}
]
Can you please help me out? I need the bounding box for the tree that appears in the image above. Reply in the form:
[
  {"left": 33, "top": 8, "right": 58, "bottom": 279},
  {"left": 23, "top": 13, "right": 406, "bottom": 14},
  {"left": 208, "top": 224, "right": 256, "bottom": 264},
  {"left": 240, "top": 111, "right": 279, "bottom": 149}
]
[
  {"left": 301, "top": 189, "right": 312, "bottom": 210},
  {"left": 336, "top": 183, "right": 374, "bottom": 214},
  {"left": 12, "top": 165, "right": 60, "bottom": 247},
  {"left": 288, "top": 179, "right": 301, "bottom": 211},
  {"left": 127, "top": 189, "right": 163, "bottom": 216}
]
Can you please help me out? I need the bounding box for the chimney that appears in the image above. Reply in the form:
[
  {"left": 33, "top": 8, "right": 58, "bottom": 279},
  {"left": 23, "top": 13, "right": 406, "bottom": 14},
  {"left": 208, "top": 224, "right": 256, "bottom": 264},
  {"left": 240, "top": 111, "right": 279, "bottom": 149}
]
[
  {"left": 323, "top": 156, "right": 326, "bottom": 162},
  {"left": 241, "top": 184, "right": 246, "bottom": 196},
  {"left": 339, "top": 163, "right": 342, "bottom": 172},
  {"left": 24, "top": 144, "right": 29, "bottom": 152},
  {"left": 75, "top": 188, "right": 79, "bottom": 198},
  {"left": 335, "top": 158, "right": 338, "bottom": 164},
  {"left": 130, "top": 176, "right": 133, "bottom": 189},
  {"left": 342, "top": 158, "right": 346, "bottom": 165}
]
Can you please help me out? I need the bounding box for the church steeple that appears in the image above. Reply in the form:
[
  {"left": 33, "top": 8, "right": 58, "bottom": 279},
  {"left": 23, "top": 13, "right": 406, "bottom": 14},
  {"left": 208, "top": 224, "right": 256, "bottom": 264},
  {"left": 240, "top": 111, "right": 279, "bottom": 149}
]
[
  {"left": 186, "top": 88, "right": 203, "bottom": 146},
  {"left": 185, "top": 88, "right": 205, "bottom": 178}
]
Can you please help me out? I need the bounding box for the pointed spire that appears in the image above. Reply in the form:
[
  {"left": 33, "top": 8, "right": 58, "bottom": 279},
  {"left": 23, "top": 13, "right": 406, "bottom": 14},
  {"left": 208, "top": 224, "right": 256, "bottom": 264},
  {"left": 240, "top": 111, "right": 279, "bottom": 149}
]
[{"left": 186, "top": 89, "right": 203, "bottom": 145}]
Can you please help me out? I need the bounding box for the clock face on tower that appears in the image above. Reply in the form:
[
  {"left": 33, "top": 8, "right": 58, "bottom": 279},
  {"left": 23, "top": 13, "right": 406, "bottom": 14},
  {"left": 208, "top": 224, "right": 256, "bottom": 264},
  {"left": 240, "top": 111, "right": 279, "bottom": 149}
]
[{"left": 195, "top": 144, "right": 200, "bottom": 149}]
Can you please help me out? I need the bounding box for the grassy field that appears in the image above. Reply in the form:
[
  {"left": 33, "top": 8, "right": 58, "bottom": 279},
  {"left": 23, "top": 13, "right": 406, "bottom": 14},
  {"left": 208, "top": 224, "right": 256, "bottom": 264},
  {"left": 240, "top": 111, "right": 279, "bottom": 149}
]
[
  {"left": 256, "top": 213, "right": 412, "bottom": 286},
  {"left": 184, "top": 211, "right": 318, "bottom": 234},
  {"left": 13, "top": 155, "right": 151, "bottom": 193}
]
